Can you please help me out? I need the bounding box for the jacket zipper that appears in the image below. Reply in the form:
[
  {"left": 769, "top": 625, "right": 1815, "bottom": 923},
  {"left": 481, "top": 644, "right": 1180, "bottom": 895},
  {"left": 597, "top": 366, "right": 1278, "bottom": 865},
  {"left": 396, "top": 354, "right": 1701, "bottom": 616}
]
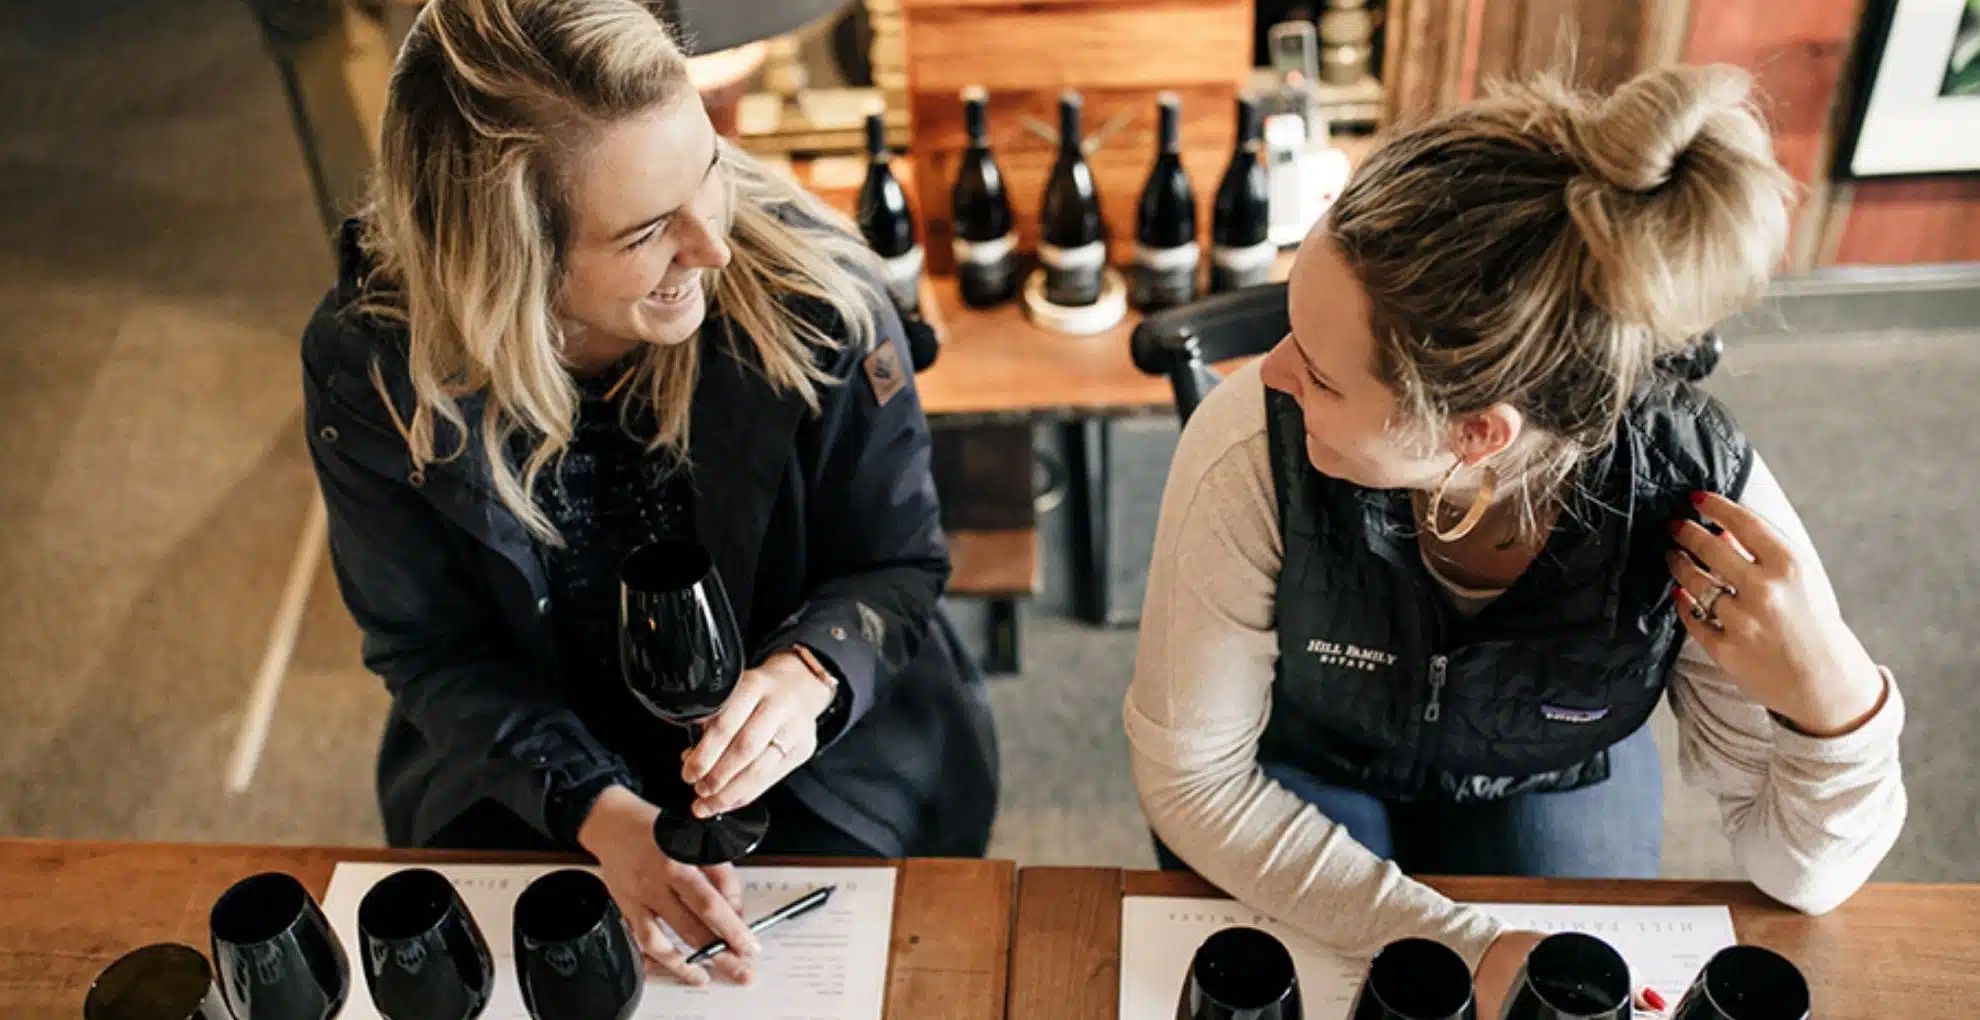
[
  {"left": 1407, "top": 652, "right": 1449, "bottom": 795},
  {"left": 1423, "top": 655, "right": 1447, "bottom": 723}
]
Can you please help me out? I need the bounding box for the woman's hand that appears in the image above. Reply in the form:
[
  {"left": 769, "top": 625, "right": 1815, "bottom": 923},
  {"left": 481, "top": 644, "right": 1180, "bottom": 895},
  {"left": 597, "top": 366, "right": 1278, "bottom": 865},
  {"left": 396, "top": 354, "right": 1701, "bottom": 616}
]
[
  {"left": 1474, "top": 930, "right": 1545, "bottom": 1018},
  {"left": 1669, "top": 491, "right": 1887, "bottom": 737},
  {"left": 682, "top": 650, "right": 836, "bottom": 818},
  {"left": 577, "top": 786, "right": 756, "bottom": 986}
]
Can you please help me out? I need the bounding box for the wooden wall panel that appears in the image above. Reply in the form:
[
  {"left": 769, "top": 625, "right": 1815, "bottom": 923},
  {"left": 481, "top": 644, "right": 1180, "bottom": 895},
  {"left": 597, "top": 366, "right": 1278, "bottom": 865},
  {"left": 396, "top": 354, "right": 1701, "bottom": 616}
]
[
  {"left": 1683, "top": 0, "right": 1860, "bottom": 187},
  {"left": 1834, "top": 178, "right": 1980, "bottom": 265},
  {"left": 899, "top": 0, "right": 1252, "bottom": 273},
  {"left": 1473, "top": 0, "right": 1645, "bottom": 93},
  {"left": 1682, "top": 0, "right": 1980, "bottom": 266},
  {"left": 1382, "top": 0, "right": 1473, "bottom": 123}
]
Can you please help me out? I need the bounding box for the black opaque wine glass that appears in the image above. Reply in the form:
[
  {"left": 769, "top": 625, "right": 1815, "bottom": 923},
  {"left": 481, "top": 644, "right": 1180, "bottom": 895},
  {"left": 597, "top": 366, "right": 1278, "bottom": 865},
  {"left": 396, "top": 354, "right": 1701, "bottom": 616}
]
[
  {"left": 209, "top": 871, "right": 350, "bottom": 1020},
  {"left": 514, "top": 869, "right": 644, "bottom": 1020},
  {"left": 620, "top": 538, "right": 770, "bottom": 865},
  {"left": 1175, "top": 926, "right": 1304, "bottom": 1020},
  {"left": 357, "top": 868, "right": 494, "bottom": 1020},
  {"left": 1499, "top": 932, "right": 1630, "bottom": 1020},
  {"left": 1351, "top": 938, "right": 1477, "bottom": 1020},
  {"left": 85, "top": 944, "right": 229, "bottom": 1020},
  {"left": 1670, "top": 946, "right": 1810, "bottom": 1020}
]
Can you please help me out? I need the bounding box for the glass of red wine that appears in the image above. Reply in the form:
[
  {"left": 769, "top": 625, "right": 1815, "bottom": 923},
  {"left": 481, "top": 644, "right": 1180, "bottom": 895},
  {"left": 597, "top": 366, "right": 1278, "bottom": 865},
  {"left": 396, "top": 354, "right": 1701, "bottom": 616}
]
[
  {"left": 1175, "top": 926, "right": 1303, "bottom": 1020},
  {"left": 619, "top": 538, "right": 770, "bottom": 865},
  {"left": 1670, "top": 945, "right": 1810, "bottom": 1020},
  {"left": 1499, "top": 932, "right": 1631, "bottom": 1020},
  {"left": 84, "top": 944, "right": 229, "bottom": 1020},
  {"left": 1351, "top": 938, "right": 1476, "bottom": 1020}
]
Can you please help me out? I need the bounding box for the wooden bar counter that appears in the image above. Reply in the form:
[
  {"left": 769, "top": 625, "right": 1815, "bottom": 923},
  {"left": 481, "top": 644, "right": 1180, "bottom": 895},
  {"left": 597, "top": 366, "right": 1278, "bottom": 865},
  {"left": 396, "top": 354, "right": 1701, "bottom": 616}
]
[
  {"left": 0, "top": 839, "right": 1013, "bottom": 1020},
  {"left": 1010, "top": 867, "right": 1980, "bottom": 1020}
]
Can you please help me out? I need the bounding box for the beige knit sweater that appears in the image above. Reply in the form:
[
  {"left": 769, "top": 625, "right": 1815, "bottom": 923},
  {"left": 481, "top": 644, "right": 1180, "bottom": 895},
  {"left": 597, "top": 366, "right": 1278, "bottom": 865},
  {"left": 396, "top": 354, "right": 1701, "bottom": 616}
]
[{"left": 1125, "top": 359, "right": 1908, "bottom": 967}]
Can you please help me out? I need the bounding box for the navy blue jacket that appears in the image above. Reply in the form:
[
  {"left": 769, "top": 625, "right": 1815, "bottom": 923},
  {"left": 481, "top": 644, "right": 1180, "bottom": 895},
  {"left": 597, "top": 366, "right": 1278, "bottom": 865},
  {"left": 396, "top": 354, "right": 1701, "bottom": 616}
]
[{"left": 301, "top": 221, "right": 998, "bottom": 856}]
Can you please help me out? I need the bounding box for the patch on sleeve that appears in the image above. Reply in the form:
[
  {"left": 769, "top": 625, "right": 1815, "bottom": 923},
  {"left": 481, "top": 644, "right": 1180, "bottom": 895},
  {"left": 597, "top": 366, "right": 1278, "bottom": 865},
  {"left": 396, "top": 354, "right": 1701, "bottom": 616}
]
[
  {"left": 862, "top": 341, "right": 906, "bottom": 408},
  {"left": 856, "top": 601, "right": 887, "bottom": 648}
]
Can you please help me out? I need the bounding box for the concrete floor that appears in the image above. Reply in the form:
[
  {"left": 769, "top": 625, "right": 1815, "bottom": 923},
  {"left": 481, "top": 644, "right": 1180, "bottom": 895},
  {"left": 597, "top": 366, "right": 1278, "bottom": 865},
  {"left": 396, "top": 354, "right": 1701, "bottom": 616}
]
[{"left": 1, "top": 0, "right": 1974, "bottom": 887}]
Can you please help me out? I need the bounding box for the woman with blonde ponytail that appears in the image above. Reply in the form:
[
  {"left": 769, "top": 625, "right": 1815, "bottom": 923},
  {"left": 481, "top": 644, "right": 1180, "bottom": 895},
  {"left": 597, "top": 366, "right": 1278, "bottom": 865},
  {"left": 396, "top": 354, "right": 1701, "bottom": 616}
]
[
  {"left": 1129, "top": 65, "right": 1905, "bottom": 1013},
  {"left": 302, "top": 0, "right": 995, "bottom": 986}
]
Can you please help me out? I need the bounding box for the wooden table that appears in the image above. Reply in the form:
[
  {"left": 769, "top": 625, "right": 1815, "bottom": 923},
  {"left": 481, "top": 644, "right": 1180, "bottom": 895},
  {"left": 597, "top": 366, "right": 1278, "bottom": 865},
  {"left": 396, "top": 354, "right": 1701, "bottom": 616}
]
[
  {"left": 0, "top": 839, "right": 1013, "bottom": 1020},
  {"left": 1010, "top": 868, "right": 1980, "bottom": 1020}
]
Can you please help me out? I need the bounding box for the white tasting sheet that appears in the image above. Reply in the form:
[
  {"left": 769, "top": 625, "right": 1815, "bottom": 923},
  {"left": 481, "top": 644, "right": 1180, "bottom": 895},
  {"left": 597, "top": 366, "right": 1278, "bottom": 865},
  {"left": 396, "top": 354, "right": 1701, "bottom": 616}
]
[
  {"left": 1119, "top": 896, "right": 1736, "bottom": 1020},
  {"left": 322, "top": 862, "right": 896, "bottom": 1020}
]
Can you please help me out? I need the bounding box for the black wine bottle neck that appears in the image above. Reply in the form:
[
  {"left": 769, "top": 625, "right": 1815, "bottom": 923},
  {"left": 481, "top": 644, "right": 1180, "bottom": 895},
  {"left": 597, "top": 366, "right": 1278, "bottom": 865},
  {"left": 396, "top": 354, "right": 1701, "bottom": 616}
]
[
  {"left": 1235, "top": 97, "right": 1261, "bottom": 151},
  {"left": 964, "top": 98, "right": 989, "bottom": 148},
  {"left": 1058, "top": 95, "right": 1083, "bottom": 158},
  {"left": 864, "top": 113, "right": 887, "bottom": 162},
  {"left": 1157, "top": 96, "right": 1181, "bottom": 155}
]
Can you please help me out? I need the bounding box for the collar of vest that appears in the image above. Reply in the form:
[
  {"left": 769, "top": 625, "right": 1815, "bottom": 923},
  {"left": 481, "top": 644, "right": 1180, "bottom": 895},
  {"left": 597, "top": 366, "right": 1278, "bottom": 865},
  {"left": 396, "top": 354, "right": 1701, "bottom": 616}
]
[{"left": 1267, "top": 387, "right": 1640, "bottom": 643}]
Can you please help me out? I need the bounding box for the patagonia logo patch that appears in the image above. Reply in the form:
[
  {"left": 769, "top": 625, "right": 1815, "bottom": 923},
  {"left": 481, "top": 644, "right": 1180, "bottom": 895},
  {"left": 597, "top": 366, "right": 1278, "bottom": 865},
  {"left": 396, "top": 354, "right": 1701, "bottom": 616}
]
[
  {"left": 1541, "top": 704, "right": 1609, "bottom": 724},
  {"left": 863, "top": 342, "right": 905, "bottom": 408}
]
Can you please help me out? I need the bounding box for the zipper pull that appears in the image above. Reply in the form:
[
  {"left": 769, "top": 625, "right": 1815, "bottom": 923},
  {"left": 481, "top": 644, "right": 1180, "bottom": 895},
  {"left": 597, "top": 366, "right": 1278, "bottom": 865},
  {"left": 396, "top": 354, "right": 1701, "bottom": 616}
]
[{"left": 1423, "top": 654, "right": 1447, "bottom": 723}]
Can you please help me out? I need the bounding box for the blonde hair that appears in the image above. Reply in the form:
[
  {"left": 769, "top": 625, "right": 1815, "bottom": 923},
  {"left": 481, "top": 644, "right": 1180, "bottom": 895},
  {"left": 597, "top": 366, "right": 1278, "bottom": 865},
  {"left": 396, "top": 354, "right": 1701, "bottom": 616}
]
[
  {"left": 357, "top": 0, "right": 882, "bottom": 540},
  {"left": 1327, "top": 64, "right": 1793, "bottom": 534}
]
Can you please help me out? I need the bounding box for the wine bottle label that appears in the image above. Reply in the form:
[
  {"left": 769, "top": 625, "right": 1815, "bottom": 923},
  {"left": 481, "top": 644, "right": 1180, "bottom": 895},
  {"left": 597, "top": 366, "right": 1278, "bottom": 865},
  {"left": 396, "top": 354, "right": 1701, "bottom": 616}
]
[
  {"left": 879, "top": 245, "right": 925, "bottom": 314},
  {"left": 955, "top": 233, "right": 1018, "bottom": 305},
  {"left": 1036, "top": 240, "right": 1107, "bottom": 270},
  {"left": 1039, "top": 239, "right": 1106, "bottom": 307},
  {"left": 1211, "top": 240, "right": 1276, "bottom": 292},
  {"left": 1132, "top": 242, "right": 1201, "bottom": 310},
  {"left": 952, "top": 232, "right": 1017, "bottom": 265}
]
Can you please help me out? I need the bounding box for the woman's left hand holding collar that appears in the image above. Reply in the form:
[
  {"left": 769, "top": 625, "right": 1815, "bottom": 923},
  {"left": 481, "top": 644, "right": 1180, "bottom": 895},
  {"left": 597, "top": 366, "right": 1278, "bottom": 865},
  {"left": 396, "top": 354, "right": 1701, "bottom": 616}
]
[
  {"left": 681, "top": 650, "right": 838, "bottom": 818},
  {"left": 1668, "top": 490, "right": 1889, "bottom": 737}
]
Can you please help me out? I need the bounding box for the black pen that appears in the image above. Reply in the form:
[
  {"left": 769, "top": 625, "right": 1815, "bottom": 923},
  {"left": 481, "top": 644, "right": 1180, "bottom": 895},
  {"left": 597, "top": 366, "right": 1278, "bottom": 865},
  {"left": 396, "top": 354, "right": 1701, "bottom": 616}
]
[{"left": 685, "top": 885, "right": 836, "bottom": 966}]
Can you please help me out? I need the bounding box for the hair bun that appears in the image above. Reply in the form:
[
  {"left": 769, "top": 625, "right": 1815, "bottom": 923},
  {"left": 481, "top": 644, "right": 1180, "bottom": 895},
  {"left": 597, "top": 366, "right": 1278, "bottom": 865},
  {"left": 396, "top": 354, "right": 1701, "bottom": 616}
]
[{"left": 1570, "top": 65, "right": 1755, "bottom": 193}]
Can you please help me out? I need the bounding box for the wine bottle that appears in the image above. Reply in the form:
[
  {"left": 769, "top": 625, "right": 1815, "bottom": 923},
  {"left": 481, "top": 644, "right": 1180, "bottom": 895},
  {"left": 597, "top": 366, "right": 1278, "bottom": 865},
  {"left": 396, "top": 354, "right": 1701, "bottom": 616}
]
[
  {"left": 1211, "top": 94, "right": 1274, "bottom": 294},
  {"left": 951, "top": 86, "right": 1019, "bottom": 308},
  {"left": 1132, "top": 91, "right": 1200, "bottom": 312},
  {"left": 1038, "top": 90, "right": 1106, "bottom": 307},
  {"left": 857, "top": 111, "right": 924, "bottom": 316}
]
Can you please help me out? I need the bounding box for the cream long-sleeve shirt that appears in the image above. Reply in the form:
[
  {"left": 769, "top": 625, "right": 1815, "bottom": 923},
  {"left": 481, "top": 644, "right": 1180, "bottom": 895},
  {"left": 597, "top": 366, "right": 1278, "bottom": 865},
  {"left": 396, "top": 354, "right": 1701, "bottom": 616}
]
[{"left": 1125, "top": 359, "right": 1908, "bottom": 968}]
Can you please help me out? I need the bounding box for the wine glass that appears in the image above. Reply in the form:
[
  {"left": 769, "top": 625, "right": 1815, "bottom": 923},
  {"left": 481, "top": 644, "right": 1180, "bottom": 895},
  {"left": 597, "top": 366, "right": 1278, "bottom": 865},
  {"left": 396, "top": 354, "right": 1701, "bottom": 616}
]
[
  {"left": 619, "top": 538, "right": 771, "bottom": 865},
  {"left": 513, "top": 869, "right": 644, "bottom": 1020},
  {"left": 1670, "top": 946, "right": 1810, "bottom": 1020},
  {"left": 1351, "top": 938, "right": 1477, "bottom": 1020},
  {"left": 84, "top": 944, "right": 228, "bottom": 1020},
  {"left": 209, "top": 871, "right": 350, "bottom": 1020},
  {"left": 1499, "top": 932, "right": 1630, "bottom": 1020},
  {"left": 1175, "top": 926, "right": 1304, "bottom": 1020},
  {"left": 357, "top": 868, "right": 494, "bottom": 1020}
]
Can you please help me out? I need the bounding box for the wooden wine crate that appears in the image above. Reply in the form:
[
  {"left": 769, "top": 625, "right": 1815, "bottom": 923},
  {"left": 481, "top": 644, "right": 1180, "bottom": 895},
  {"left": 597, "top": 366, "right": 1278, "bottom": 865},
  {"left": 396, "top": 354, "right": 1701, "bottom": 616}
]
[{"left": 899, "top": 0, "right": 1255, "bottom": 274}]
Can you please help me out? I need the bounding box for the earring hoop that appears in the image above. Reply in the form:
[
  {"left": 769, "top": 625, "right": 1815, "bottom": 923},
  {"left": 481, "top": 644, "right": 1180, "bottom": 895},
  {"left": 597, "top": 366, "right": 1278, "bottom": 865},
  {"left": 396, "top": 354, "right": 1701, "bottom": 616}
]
[{"left": 1424, "top": 462, "right": 1497, "bottom": 542}]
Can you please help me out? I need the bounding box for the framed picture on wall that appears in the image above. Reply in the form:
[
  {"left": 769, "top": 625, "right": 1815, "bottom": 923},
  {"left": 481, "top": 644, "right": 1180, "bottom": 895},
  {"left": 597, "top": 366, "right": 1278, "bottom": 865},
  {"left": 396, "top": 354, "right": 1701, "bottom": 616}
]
[{"left": 1835, "top": 0, "right": 1980, "bottom": 178}]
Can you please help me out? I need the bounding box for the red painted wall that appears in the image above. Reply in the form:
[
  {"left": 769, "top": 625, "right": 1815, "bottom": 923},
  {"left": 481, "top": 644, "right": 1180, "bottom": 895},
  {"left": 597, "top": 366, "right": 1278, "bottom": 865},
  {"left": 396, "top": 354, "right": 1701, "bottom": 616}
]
[{"left": 1684, "top": 0, "right": 1980, "bottom": 265}]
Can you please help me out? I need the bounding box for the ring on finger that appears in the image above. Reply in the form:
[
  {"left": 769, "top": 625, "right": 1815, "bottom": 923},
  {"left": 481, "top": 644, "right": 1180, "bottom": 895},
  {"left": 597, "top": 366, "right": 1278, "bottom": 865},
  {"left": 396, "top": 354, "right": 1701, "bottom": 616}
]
[
  {"left": 766, "top": 737, "right": 789, "bottom": 758},
  {"left": 1690, "top": 581, "right": 1733, "bottom": 622}
]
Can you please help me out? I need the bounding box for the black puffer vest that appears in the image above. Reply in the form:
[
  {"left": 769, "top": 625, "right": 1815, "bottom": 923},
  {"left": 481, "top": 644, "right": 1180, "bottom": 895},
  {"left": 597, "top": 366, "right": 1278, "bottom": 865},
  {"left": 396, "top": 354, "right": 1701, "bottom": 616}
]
[{"left": 1258, "top": 379, "right": 1753, "bottom": 802}]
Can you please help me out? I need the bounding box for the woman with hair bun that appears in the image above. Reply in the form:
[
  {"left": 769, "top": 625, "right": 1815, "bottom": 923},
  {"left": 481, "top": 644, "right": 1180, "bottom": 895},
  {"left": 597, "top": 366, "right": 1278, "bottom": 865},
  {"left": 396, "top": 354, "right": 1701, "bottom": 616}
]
[
  {"left": 1128, "top": 65, "right": 1905, "bottom": 1012},
  {"left": 302, "top": 0, "right": 996, "bottom": 988}
]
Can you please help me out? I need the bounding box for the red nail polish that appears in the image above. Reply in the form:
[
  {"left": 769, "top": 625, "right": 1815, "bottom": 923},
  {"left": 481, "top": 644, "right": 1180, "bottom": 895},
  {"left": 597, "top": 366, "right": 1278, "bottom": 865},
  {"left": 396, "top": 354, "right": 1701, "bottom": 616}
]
[
  {"left": 1666, "top": 520, "right": 1683, "bottom": 536},
  {"left": 1690, "top": 490, "right": 1707, "bottom": 505},
  {"left": 1671, "top": 584, "right": 1684, "bottom": 598},
  {"left": 1642, "top": 987, "right": 1668, "bottom": 1011}
]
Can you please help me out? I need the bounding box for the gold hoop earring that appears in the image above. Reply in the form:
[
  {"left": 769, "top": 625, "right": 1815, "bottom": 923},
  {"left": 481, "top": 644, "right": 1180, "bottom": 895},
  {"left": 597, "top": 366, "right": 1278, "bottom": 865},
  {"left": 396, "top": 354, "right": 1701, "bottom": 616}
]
[{"left": 1424, "top": 462, "right": 1497, "bottom": 542}]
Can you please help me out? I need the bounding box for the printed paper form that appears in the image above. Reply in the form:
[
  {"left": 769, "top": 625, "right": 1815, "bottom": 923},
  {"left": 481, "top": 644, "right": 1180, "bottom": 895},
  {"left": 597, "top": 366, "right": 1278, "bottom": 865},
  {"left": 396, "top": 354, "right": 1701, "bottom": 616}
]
[
  {"left": 322, "top": 862, "right": 896, "bottom": 1020},
  {"left": 1120, "top": 896, "right": 1735, "bottom": 1019}
]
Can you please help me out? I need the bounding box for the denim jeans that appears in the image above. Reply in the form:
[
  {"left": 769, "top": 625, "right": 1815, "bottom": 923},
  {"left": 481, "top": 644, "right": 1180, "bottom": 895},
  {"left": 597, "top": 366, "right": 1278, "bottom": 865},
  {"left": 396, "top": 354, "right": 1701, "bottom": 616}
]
[{"left": 1156, "top": 723, "right": 1663, "bottom": 878}]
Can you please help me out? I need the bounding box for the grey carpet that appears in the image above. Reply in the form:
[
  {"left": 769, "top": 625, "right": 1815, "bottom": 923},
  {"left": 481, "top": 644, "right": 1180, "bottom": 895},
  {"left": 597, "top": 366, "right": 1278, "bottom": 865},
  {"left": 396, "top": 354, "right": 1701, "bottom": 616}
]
[{"left": 1, "top": 0, "right": 1973, "bottom": 888}]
